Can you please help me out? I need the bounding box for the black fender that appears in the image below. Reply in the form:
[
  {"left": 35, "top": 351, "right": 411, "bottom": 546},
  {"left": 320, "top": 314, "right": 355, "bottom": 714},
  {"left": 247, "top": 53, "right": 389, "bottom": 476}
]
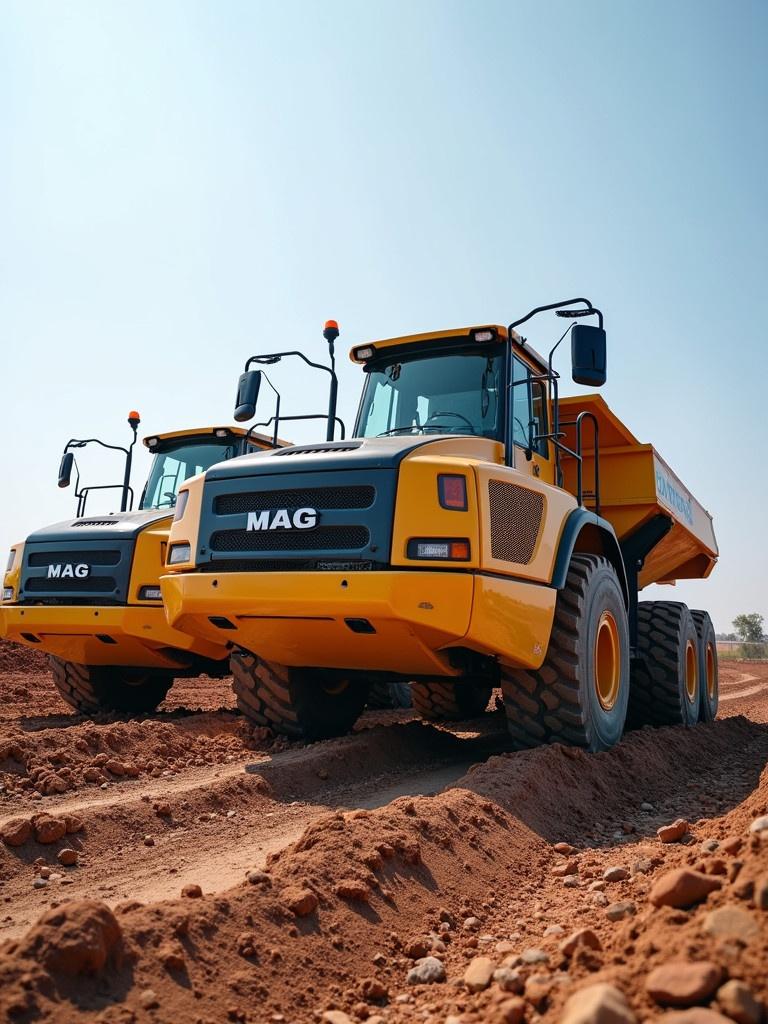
[{"left": 551, "top": 508, "right": 630, "bottom": 607}]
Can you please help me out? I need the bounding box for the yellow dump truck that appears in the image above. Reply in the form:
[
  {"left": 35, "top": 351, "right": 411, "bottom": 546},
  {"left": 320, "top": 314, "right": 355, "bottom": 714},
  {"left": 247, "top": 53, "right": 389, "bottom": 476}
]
[
  {"left": 1, "top": 424, "right": 279, "bottom": 714},
  {"left": 160, "top": 306, "right": 719, "bottom": 749}
]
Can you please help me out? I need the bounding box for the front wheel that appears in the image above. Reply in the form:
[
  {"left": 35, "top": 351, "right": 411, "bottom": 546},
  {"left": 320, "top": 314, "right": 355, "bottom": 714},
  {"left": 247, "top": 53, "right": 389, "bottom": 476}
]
[
  {"left": 501, "top": 554, "right": 630, "bottom": 752},
  {"left": 231, "top": 649, "right": 369, "bottom": 741},
  {"left": 49, "top": 658, "right": 173, "bottom": 715}
]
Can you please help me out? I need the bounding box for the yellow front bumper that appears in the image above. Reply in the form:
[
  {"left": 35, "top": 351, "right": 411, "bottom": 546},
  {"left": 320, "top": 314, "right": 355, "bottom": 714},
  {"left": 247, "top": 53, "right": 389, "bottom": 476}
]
[
  {"left": 0, "top": 604, "right": 230, "bottom": 669},
  {"left": 161, "top": 570, "right": 556, "bottom": 674}
]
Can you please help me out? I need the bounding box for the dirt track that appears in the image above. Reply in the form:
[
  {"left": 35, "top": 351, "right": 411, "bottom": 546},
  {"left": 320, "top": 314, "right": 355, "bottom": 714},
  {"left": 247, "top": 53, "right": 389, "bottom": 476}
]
[{"left": 1, "top": 642, "right": 767, "bottom": 1023}]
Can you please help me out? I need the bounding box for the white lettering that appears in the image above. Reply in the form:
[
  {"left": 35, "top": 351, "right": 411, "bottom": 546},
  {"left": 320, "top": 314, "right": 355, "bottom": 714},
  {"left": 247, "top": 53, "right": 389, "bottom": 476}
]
[
  {"left": 75, "top": 563, "right": 89, "bottom": 578},
  {"left": 246, "top": 511, "right": 270, "bottom": 531},
  {"left": 47, "top": 565, "right": 62, "bottom": 578},
  {"left": 61, "top": 565, "right": 74, "bottom": 578},
  {"left": 269, "top": 509, "right": 292, "bottom": 530},
  {"left": 292, "top": 507, "right": 318, "bottom": 529}
]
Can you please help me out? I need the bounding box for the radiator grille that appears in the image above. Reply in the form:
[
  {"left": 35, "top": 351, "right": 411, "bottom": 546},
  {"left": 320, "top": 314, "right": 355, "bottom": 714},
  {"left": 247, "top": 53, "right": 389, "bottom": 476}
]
[
  {"left": 27, "top": 550, "right": 121, "bottom": 567},
  {"left": 211, "top": 525, "right": 370, "bottom": 552},
  {"left": 488, "top": 480, "right": 544, "bottom": 564},
  {"left": 215, "top": 485, "right": 374, "bottom": 515},
  {"left": 25, "top": 576, "right": 117, "bottom": 594}
]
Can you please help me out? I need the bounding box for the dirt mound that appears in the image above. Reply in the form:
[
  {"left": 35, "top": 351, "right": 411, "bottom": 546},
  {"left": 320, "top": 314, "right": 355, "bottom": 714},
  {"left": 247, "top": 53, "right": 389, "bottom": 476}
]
[
  {"left": 0, "top": 639, "right": 48, "bottom": 674},
  {"left": 0, "top": 712, "right": 766, "bottom": 1023},
  {"left": 0, "top": 713, "right": 268, "bottom": 800}
]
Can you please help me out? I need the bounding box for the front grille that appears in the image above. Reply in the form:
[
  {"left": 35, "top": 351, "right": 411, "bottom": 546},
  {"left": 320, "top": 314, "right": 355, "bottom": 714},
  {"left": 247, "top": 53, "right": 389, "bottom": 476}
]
[
  {"left": 211, "top": 525, "right": 370, "bottom": 552},
  {"left": 27, "top": 550, "right": 120, "bottom": 567},
  {"left": 215, "top": 485, "right": 375, "bottom": 515},
  {"left": 25, "top": 576, "right": 117, "bottom": 594},
  {"left": 203, "top": 558, "right": 377, "bottom": 573},
  {"left": 488, "top": 480, "right": 544, "bottom": 564}
]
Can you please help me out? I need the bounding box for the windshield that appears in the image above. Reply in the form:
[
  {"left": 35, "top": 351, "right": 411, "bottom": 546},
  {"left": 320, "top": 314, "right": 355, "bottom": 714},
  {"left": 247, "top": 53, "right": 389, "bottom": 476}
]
[
  {"left": 140, "top": 440, "right": 240, "bottom": 509},
  {"left": 356, "top": 347, "right": 506, "bottom": 439}
]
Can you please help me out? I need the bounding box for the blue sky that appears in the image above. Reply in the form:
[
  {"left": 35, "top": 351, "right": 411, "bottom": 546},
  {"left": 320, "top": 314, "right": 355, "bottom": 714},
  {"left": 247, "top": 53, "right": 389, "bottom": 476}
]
[{"left": 2, "top": 0, "right": 766, "bottom": 631}]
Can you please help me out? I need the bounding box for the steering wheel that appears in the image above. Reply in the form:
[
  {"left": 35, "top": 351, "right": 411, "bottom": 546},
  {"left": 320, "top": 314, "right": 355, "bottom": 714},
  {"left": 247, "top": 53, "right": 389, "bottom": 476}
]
[{"left": 424, "top": 410, "right": 475, "bottom": 432}]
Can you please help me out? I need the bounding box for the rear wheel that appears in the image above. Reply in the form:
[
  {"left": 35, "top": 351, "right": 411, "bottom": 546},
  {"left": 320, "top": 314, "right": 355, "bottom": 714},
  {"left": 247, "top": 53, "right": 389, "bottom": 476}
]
[
  {"left": 628, "top": 601, "right": 700, "bottom": 728},
  {"left": 410, "top": 680, "right": 492, "bottom": 721},
  {"left": 691, "top": 609, "right": 718, "bottom": 722},
  {"left": 49, "top": 658, "right": 173, "bottom": 715},
  {"left": 366, "top": 680, "right": 413, "bottom": 710},
  {"left": 501, "top": 554, "right": 629, "bottom": 752},
  {"left": 231, "top": 648, "right": 369, "bottom": 741}
]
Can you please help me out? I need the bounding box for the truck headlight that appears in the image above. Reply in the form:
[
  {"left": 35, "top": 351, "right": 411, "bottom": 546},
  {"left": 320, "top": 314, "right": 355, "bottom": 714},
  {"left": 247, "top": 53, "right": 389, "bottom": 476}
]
[
  {"left": 139, "top": 585, "right": 163, "bottom": 601},
  {"left": 168, "top": 543, "right": 192, "bottom": 565},
  {"left": 2, "top": 587, "right": 13, "bottom": 602},
  {"left": 407, "top": 538, "right": 471, "bottom": 561}
]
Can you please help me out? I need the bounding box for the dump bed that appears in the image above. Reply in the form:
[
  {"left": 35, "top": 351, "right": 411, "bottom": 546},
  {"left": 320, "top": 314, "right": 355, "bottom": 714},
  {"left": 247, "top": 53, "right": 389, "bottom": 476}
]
[{"left": 559, "top": 395, "right": 717, "bottom": 588}]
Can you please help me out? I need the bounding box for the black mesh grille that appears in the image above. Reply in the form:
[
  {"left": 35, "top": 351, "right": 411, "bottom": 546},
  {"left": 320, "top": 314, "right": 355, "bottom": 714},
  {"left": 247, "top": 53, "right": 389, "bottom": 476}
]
[
  {"left": 28, "top": 550, "right": 121, "bottom": 567},
  {"left": 488, "top": 480, "right": 544, "bottom": 564},
  {"left": 214, "top": 486, "right": 375, "bottom": 514},
  {"left": 211, "top": 525, "right": 370, "bottom": 552},
  {"left": 25, "top": 576, "right": 117, "bottom": 594}
]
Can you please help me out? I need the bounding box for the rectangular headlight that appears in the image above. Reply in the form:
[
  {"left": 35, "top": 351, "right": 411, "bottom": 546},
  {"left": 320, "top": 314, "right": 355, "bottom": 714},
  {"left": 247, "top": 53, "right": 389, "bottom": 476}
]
[
  {"left": 407, "top": 538, "right": 471, "bottom": 561},
  {"left": 168, "top": 543, "right": 192, "bottom": 565},
  {"left": 2, "top": 587, "right": 13, "bottom": 602},
  {"left": 139, "top": 585, "right": 163, "bottom": 601}
]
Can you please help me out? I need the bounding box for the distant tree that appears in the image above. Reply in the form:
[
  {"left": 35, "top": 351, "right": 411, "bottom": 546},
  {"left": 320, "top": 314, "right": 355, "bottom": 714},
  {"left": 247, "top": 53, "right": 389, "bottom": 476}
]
[{"left": 733, "top": 613, "right": 765, "bottom": 643}]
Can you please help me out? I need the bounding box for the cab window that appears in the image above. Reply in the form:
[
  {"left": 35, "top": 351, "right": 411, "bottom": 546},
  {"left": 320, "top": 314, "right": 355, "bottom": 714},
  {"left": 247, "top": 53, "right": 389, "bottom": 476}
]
[
  {"left": 140, "top": 441, "right": 239, "bottom": 509},
  {"left": 511, "top": 356, "right": 549, "bottom": 457}
]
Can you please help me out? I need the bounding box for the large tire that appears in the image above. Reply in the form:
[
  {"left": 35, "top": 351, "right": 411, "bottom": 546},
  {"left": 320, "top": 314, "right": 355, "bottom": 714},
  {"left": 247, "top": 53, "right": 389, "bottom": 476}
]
[
  {"left": 691, "top": 609, "right": 718, "bottom": 722},
  {"left": 628, "top": 601, "right": 700, "bottom": 728},
  {"left": 410, "top": 681, "right": 492, "bottom": 721},
  {"left": 366, "top": 681, "right": 412, "bottom": 710},
  {"left": 231, "top": 648, "right": 369, "bottom": 741},
  {"left": 501, "top": 554, "right": 629, "bottom": 752},
  {"left": 49, "top": 657, "right": 173, "bottom": 715}
]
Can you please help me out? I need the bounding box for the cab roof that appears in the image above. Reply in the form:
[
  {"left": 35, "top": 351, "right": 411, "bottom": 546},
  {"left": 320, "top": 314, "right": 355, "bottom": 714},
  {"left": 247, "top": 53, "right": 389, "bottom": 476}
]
[
  {"left": 348, "top": 324, "right": 549, "bottom": 374},
  {"left": 142, "top": 426, "right": 290, "bottom": 451}
]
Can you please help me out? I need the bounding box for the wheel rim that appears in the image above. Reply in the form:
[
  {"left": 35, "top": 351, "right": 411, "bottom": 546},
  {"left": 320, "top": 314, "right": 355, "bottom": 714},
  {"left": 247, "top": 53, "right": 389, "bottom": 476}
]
[
  {"left": 685, "top": 639, "right": 697, "bottom": 702},
  {"left": 706, "top": 642, "right": 716, "bottom": 700},
  {"left": 594, "top": 611, "right": 620, "bottom": 711}
]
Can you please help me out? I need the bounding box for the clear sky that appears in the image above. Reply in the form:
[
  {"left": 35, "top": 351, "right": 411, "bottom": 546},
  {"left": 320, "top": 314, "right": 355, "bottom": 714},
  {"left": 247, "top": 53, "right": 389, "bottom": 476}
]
[{"left": 2, "top": 0, "right": 766, "bottom": 632}]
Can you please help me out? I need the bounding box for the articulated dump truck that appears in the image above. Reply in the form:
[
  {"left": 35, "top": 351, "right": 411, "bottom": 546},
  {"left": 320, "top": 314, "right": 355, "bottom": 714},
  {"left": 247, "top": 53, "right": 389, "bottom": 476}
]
[
  {"left": 160, "top": 305, "right": 719, "bottom": 751},
  {"left": 1, "top": 424, "right": 279, "bottom": 714}
]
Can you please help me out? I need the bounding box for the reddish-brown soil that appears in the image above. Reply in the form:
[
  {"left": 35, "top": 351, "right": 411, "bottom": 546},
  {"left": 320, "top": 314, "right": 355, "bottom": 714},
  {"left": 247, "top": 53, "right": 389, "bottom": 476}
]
[{"left": 0, "top": 638, "right": 766, "bottom": 1024}]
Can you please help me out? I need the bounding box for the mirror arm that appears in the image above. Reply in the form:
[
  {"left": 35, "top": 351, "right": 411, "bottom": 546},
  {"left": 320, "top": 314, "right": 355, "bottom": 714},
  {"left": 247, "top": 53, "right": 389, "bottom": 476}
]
[{"left": 244, "top": 350, "right": 339, "bottom": 443}]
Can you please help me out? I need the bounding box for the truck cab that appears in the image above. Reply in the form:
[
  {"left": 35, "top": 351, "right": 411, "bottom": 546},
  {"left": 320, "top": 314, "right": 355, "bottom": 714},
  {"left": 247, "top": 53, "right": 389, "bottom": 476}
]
[
  {"left": 160, "top": 312, "right": 718, "bottom": 748},
  {"left": 1, "top": 426, "right": 280, "bottom": 714}
]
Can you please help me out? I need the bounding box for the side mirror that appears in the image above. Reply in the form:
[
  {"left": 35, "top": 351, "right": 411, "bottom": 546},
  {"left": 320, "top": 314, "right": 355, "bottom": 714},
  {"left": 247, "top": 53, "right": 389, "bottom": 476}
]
[
  {"left": 234, "top": 370, "right": 262, "bottom": 422},
  {"left": 58, "top": 452, "right": 74, "bottom": 488},
  {"left": 571, "top": 324, "right": 607, "bottom": 387}
]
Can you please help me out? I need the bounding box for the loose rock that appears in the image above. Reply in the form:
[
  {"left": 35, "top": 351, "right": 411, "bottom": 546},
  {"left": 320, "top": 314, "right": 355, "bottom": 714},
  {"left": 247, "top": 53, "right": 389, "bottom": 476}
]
[
  {"left": 335, "top": 879, "right": 370, "bottom": 902},
  {"left": 702, "top": 905, "right": 759, "bottom": 941},
  {"left": 33, "top": 815, "right": 67, "bottom": 844},
  {"left": 560, "top": 928, "right": 603, "bottom": 957},
  {"left": 658, "top": 819, "right": 690, "bottom": 843},
  {"left": 57, "top": 848, "right": 78, "bottom": 867},
  {"left": 716, "top": 980, "right": 763, "bottom": 1024},
  {"left": 560, "top": 982, "right": 636, "bottom": 1024},
  {"left": 1, "top": 817, "right": 32, "bottom": 847},
  {"left": 406, "top": 956, "right": 446, "bottom": 985},
  {"left": 603, "top": 866, "right": 629, "bottom": 882},
  {"left": 649, "top": 868, "right": 721, "bottom": 908},
  {"left": 463, "top": 955, "right": 495, "bottom": 992},
  {"left": 645, "top": 961, "right": 721, "bottom": 1006},
  {"left": 181, "top": 883, "right": 203, "bottom": 899},
  {"left": 282, "top": 886, "right": 318, "bottom": 917},
  {"left": 605, "top": 900, "right": 635, "bottom": 922}
]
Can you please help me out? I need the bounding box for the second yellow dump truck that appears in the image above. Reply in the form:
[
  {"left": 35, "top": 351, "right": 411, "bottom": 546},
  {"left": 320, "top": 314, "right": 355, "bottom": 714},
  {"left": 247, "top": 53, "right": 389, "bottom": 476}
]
[
  {"left": 1, "top": 424, "right": 279, "bottom": 714},
  {"left": 160, "top": 306, "right": 719, "bottom": 750}
]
